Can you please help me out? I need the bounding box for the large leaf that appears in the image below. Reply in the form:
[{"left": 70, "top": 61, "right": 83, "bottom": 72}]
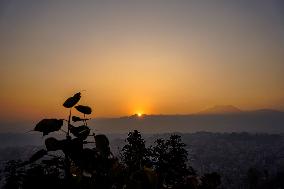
[
  {"left": 45, "top": 138, "right": 83, "bottom": 163},
  {"left": 45, "top": 137, "right": 62, "bottom": 151},
  {"left": 70, "top": 125, "right": 90, "bottom": 140},
  {"left": 29, "top": 149, "right": 47, "bottom": 163},
  {"left": 62, "top": 138, "right": 83, "bottom": 162},
  {"left": 34, "top": 119, "right": 63, "bottom": 136},
  {"left": 63, "top": 92, "right": 81, "bottom": 108},
  {"left": 75, "top": 105, "right": 92, "bottom": 115},
  {"left": 72, "top": 116, "right": 89, "bottom": 122}
]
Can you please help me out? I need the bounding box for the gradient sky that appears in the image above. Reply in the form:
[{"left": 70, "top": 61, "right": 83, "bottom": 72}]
[{"left": 0, "top": 0, "right": 284, "bottom": 124}]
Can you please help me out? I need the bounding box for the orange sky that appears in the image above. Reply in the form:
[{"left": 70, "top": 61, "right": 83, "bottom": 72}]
[{"left": 0, "top": 1, "right": 284, "bottom": 121}]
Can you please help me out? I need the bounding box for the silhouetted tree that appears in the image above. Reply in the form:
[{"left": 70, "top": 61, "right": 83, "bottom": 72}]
[
  {"left": 151, "top": 138, "right": 169, "bottom": 188},
  {"left": 121, "top": 130, "right": 151, "bottom": 172},
  {"left": 151, "top": 134, "right": 195, "bottom": 188},
  {"left": 120, "top": 130, "right": 158, "bottom": 189}
]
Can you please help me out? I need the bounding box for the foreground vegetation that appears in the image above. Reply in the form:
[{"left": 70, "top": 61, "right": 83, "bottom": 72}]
[
  {"left": 2, "top": 92, "right": 220, "bottom": 189},
  {"left": 3, "top": 92, "right": 284, "bottom": 189}
]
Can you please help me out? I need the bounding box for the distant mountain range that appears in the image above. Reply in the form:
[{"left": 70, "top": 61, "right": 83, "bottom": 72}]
[
  {"left": 0, "top": 105, "right": 283, "bottom": 149},
  {"left": 197, "top": 105, "right": 243, "bottom": 114},
  {"left": 0, "top": 105, "right": 283, "bottom": 134},
  {"left": 92, "top": 106, "right": 284, "bottom": 134}
]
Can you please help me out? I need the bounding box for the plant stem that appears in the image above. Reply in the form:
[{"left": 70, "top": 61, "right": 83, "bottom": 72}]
[
  {"left": 83, "top": 114, "right": 87, "bottom": 126},
  {"left": 65, "top": 108, "right": 72, "bottom": 181},
  {"left": 67, "top": 108, "right": 72, "bottom": 137}
]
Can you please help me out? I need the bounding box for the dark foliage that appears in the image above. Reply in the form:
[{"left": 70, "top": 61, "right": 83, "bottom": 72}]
[
  {"left": 3, "top": 92, "right": 223, "bottom": 189},
  {"left": 34, "top": 119, "right": 63, "bottom": 136},
  {"left": 28, "top": 149, "right": 47, "bottom": 163},
  {"left": 63, "top": 92, "right": 81, "bottom": 108},
  {"left": 72, "top": 116, "right": 89, "bottom": 122},
  {"left": 75, "top": 105, "right": 92, "bottom": 115},
  {"left": 121, "top": 130, "right": 151, "bottom": 172},
  {"left": 151, "top": 135, "right": 196, "bottom": 188},
  {"left": 69, "top": 125, "right": 90, "bottom": 140}
]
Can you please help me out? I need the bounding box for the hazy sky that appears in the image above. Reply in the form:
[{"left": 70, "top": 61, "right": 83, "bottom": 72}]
[{"left": 0, "top": 0, "right": 284, "bottom": 122}]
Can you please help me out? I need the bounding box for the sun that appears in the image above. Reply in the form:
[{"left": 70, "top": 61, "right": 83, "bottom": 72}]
[{"left": 137, "top": 113, "right": 142, "bottom": 117}]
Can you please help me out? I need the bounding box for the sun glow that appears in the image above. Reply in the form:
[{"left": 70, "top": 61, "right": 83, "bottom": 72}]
[{"left": 137, "top": 112, "right": 143, "bottom": 117}]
